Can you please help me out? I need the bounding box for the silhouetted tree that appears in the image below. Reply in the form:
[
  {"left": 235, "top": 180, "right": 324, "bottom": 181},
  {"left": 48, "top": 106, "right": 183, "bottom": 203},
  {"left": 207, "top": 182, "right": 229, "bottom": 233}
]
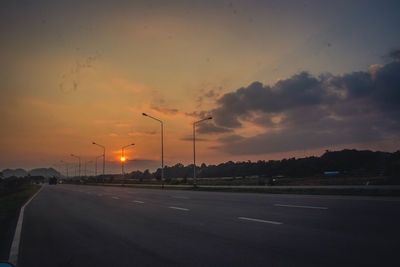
[{"left": 123, "top": 149, "right": 398, "bottom": 181}]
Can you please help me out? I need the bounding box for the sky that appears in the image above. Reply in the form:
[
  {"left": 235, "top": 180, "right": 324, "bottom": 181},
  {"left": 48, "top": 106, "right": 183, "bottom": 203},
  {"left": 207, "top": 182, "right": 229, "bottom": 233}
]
[{"left": 1, "top": 0, "right": 400, "bottom": 175}]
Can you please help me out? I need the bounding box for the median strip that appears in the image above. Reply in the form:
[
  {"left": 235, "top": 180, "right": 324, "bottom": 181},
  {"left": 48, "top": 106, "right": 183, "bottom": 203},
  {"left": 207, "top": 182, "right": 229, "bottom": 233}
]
[
  {"left": 238, "top": 217, "right": 282, "bottom": 225},
  {"left": 274, "top": 204, "right": 328, "bottom": 210},
  {"left": 169, "top": 206, "right": 189, "bottom": 211}
]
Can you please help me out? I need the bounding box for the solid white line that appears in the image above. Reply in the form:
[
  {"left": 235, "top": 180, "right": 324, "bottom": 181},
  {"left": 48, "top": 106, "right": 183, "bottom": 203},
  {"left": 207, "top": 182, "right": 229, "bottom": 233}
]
[
  {"left": 238, "top": 217, "right": 283, "bottom": 225},
  {"left": 132, "top": 200, "right": 144, "bottom": 204},
  {"left": 9, "top": 186, "right": 44, "bottom": 266},
  {"left": 112, "top": 196, "right": 120, "bottom": 199},
  {"left": 274, "top": 204, "right": 328, "bottom": 210},
  {"left": 169, "top": 206, "right": 189, "bottom": 211}
]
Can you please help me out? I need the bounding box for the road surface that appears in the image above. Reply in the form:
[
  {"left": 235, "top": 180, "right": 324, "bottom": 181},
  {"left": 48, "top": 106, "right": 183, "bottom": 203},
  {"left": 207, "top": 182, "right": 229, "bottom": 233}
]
[{"left": 18, "top": 184, "right": 400, "bottom": 266}]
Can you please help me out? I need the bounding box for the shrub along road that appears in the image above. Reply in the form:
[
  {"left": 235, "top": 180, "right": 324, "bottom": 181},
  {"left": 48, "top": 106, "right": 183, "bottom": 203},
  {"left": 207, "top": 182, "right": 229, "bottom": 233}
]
[{"left": 0, "top": 183, "right": 40, "bottom": 261}]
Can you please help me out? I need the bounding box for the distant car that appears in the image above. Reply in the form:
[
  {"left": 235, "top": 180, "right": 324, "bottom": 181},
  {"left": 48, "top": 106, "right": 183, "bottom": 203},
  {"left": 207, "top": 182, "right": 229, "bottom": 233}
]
[{"left": 49, "top": 177, "right": 58, "bottom": 185}]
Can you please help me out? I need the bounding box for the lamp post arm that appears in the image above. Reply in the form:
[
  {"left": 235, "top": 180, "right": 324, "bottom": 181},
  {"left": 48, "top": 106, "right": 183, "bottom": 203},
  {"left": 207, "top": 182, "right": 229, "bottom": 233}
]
[{"left": 145, "top": 114, "right": 163, "bottom": 123}]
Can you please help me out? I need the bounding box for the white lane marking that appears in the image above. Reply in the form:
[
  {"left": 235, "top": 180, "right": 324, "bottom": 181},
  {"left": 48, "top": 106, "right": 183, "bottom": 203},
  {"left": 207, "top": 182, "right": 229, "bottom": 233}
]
[
  {"left": 132, "top": 200, "right": 144, "bottom": 204},
  {"left": 274, "top": 204, "right": 328, "bottom": 210},
  {"left": 171, "top": 196, "right": 189, "bottom": 199},
  {"left": 169, "top": 206, "right": 190, "bottom": 211},
  {"left": 112, "top": 196, "right": 120, "bottom": 200},
  {"left": 238, "top": 217, "right": 283, "bottom": 225},
  {"left": 9, "top": 186, "right": 44, "bottom": 266}
]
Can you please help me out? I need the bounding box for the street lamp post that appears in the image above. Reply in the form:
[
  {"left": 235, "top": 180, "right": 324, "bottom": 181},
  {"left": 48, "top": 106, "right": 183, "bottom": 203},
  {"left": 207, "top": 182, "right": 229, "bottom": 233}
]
[
  {"left": 95, "top": 155, "right": 102, "bottom": 176},
  {"left": 121, "top": 144, "right": 135, "bottom": 175},
  {"left": 60, "top": 160, "right": 69, "bottom": 178},
  {"left": 70, "top": 154, "right": 81, "bottom": 178},
  {"left": 193, "top": 117, "right": 212, "bottom": 187},
  {"left": 142, "top": 113, "right": 164, "bottom": 182},
  {"left": 84, "top": 160, "right": 93, "bottom": 177},
  {"left": 92, "top": 142, "right": 105, "bottom": 175}
]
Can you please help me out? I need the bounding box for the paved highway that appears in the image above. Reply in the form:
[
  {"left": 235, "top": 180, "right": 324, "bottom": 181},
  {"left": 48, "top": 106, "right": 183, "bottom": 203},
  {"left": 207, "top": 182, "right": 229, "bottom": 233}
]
[{"left": 18, "top": 185, "right": 400, "bottom": 266}]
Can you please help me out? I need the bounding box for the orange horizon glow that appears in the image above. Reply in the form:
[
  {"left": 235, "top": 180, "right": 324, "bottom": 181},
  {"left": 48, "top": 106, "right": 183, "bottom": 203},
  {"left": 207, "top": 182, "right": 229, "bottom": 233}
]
[{"left": 1, "top": 1, "right": 399, "bottom": 173}]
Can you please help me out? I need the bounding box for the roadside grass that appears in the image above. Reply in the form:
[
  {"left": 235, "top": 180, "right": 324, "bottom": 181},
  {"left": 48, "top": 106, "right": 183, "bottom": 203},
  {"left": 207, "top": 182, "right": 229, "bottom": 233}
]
[
  {"left": 68, "top": 175, "right": 398, "bottom": 187},
  {"left": 76, "top": 182, "right": 400, "bottom": 196},
  {"left": 0, "top": 184, "right": 40, "bottom": 260},
  {"left": 191, "top": 187, "right": 400, "bottom": 196}
]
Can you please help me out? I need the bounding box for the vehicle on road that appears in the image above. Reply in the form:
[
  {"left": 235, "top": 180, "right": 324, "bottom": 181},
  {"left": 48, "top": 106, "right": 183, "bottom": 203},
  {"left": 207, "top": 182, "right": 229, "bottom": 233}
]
[{"left": 48, "top": 177, "right": 58, "bottom": 185}]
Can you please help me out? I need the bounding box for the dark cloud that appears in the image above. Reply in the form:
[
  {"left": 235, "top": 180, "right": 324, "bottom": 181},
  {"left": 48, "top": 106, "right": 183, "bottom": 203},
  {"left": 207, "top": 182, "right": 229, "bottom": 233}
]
[
  {"left": 215, "top": 124, "right": 383, "bottom": 155},
  {"left": 387, "top": 49, "right": 400, "bottom": 60},
  {"left": 195, "top": 88, "right": 222, "bottom": 108},
  {"left": 180, "top": 136, "right": 208, "bottom": 142},
  {"left": 185, "top": 110, "right": 232, "bottom": 134},
  {"left": 196, "top": 122, "right": 233, "bottom": 134},
  {"left": 217, "top": 134, "right": 245, "bottom": 143},
  {"left": 150, "top": 106, "right": 179, "bottom": 115},
  {"left": 185, "top": 110, "right": 207, "bottom": 118},
  {"left": 208, "top": 72, "right": 327, "bottom": 128},
  {"left": 204, "top": 89, "right": 219, "bottom": 98},
  {"left": 200, "top": 55, "right": 400, "bottom": 155}
]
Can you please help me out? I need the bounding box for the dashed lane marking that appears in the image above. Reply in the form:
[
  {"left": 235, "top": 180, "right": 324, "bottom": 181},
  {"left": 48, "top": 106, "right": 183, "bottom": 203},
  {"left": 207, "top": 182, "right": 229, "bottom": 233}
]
[
  {"left": 169, "top": 206, "right": 189, "bottom": 211},
  {"left": 238, "top": 217, "right": 282, "bottom": 225},
  {"left": 274, "top": 204, "right": 328, "bottom": 210}
]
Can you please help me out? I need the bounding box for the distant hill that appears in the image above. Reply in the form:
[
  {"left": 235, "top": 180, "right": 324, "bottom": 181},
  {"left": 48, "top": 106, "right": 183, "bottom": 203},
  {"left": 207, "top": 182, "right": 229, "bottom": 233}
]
[
  {"left": 0, "top": 168, "right": 61, "bottom": 178},
  {"left": 1, "top": 168, "right": 28, "bottom": 178},
  {"left": 29, "top": 168, "right": 61, "bottom": 178}
]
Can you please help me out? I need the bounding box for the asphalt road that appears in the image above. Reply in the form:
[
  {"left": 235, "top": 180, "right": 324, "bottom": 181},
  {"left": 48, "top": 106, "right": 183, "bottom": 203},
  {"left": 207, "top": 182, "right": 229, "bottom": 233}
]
[{"left": 18, "top": 185, "right": 400, "bottom": 267}]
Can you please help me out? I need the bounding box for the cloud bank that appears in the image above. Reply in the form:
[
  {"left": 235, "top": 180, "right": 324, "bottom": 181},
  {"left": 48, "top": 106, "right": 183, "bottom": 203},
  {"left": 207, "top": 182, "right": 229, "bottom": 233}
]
[{"left": 199, "top": 51, "right": 400, "bottom": 155}]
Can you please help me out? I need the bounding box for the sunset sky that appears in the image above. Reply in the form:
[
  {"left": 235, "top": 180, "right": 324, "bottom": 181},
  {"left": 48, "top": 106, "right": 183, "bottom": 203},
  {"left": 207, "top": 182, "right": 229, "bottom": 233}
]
[{"left": 1, "top": 0, "right": 400, "bottom": 174}]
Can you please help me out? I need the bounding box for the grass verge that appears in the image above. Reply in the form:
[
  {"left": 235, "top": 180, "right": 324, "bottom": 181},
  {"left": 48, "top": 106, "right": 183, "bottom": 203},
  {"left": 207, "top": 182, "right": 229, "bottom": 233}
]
[
  {"left": 78, "top": 183, "right": 400, "bottom": 196},
  {"left": 0, "top": 184, "right": 40, "bottom": 260}
]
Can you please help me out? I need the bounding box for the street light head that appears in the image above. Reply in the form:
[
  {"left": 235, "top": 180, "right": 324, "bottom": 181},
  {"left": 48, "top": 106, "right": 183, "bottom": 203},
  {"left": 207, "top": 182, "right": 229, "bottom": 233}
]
[
  {"left": 207, "top": 116, "right": 213, "bottom": 120},
  {"left": 71, "top": 154, "right": 74, "bottom": 156},
  {"left": 92, "top": 142, "right": 96, "bottom": 144},
  {"left": 142, "top": 113, "right": 148, "bottom": 116},
  {"left": 131, "top": 143, "right": 135, "bottom": 146}
]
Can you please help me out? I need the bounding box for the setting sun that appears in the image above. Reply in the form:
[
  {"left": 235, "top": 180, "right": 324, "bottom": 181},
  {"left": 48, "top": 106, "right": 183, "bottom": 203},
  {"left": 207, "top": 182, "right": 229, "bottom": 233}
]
[{"left": 120, "top": 157, "right": 126, "bottom": 162}]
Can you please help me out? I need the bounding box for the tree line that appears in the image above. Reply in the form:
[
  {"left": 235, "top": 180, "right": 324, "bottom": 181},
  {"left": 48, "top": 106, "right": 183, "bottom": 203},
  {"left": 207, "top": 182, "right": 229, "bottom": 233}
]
[{"left": 125, "top": 149, "right": 400, "bottom": 180}]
